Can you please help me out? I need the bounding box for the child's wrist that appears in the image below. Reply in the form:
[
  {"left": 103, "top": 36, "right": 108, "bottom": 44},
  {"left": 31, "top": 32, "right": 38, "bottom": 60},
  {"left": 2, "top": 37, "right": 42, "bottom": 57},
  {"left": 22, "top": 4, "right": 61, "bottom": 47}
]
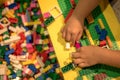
[{"left": 70, "top": 14, "right": 84, "bottom": 25}]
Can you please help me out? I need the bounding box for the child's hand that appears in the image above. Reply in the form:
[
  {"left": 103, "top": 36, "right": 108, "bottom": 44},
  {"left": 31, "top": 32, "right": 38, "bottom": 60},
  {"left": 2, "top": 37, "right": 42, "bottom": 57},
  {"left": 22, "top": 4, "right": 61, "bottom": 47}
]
[
  {"left": 72, "top": 46, "right": 104, "bottom": 68},
  {"left": 61, "top": 15, "right": 84, "bottom": 45}
]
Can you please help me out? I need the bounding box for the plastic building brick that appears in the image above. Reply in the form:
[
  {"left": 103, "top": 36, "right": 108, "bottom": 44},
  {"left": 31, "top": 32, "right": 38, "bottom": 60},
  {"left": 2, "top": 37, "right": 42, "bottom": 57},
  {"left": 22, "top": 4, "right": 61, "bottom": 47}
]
[
  {"left": 0, "top": 24, "right": 4, "bottom": 29},
  {"left": 95, "top": 25, "right": 101, "bottom": 34},
  {"left": 74, "top": 41, "right": 81, "bottom": 49},
  {"left": 99, "top": 29, "right": 107, "bottom": 41},
  {"left": 85, "top": 27, "right": 94, "bottom": 45},
  {"left": 44, "top": 16, "right": 55, "bottom": 26},
  {"left": 43, "top": 12, "right": 51, "bottom": 19},
  {"left": 8, "top": 3, "right": 17, "bottom": 9},
  {"left": 61, "top": 63, "right": 75, "bottom": 73},
  {"left": 98, "top": 19, "right": 105, "bottom": 29},
  {"left": 106, "top": 36, "right": 113, "bottom": 48},
  {"left": 8, "top": 18, "right": 18, "bottom": 23},
  {"left": 49, "top": 6, "right": 62, "bottom": 19},
  {"left": 86, "top": 13, "right": 94, "bottom": 24},
  {"left": 0, "top": 17, "right": 10, "bottom": 27},
  {"left": 57, "top": 0, "right": 73, "bottom": 18},
  {"left": 65, "top": 42, "right": 71, "bottom": 50},
  {"left": 0, "top": 64, "right": 7, "bottom": 75},
  {"left": 5, "top": 49, "right": 14, "bottom": 56},
  {"left": 99, "top": 40, "right": 106, "bottom": 47},
  {"left": 94, "top": 73, "right": 107, "bottom": 80},
  {"left": 0, "top": 28, "right": 8, "bottom": 35}
]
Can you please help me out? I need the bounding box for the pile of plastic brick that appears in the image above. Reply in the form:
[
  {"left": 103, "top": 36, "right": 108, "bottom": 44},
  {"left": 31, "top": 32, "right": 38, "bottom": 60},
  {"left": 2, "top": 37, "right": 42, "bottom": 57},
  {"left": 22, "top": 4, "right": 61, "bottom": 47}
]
[{"left": 0, "top": 0, "right": 64, "bottom": 80}]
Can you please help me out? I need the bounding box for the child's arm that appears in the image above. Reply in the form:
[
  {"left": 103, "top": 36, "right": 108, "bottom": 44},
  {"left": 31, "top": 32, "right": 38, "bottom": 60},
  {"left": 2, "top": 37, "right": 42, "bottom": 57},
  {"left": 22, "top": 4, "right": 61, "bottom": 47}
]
[
  {"left": 72, "top": 46, "right": 120, "bottom": 68},
  {"left": 61, "top": 0, "right": 100, "bottom": 45},
  {"left": 100, "top": 49, "right": 120, "bottom": 68},
  {"left": 72, "top": 0, "right": 100, "bottom": 21}
]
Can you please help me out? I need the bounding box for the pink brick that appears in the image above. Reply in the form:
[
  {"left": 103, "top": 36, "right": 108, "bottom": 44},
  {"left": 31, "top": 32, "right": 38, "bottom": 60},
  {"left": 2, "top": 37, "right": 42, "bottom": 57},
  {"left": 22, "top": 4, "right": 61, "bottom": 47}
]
[
  {"left": 43, "top": 12, "right": 51, "bottom": 19},
  {"left": 75, "top": 42, "right": 81, "bottom": 49}
]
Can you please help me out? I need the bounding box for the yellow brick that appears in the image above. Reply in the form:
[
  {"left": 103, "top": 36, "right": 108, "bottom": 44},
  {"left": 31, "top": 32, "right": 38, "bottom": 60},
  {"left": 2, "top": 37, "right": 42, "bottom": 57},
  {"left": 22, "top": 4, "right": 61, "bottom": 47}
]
[
  {"left": 43, "top": 39, "right": 49, "bottom": 44},
  {"left": 7, "top": 69, "right": 11, "bottom": 75},
  {"left": 24, "top": 21, "right": 41, "bottom": 26},
  {"left": 22, "top": 60, "right": 33, "bottom": 65},
  {"left": 85, "top": 29, "right": 94, "bottom": 45},
  {"left": 43, "top": 65, "right": 53, "bottom": 73},
  {"left": 49, "top": 54, "right": 56, "bottom": 59},
  {"left": 0, "top": 36, "right": 3, "bottom": 42},
  {"left": 55, "top": 68, "right": 60, "bottom": 73},
  {"left": 98, "top": 19, "right": 105, "bottom": 29},
  {"left": 2, "top": 61, "right": 7, "bottom": 65}
]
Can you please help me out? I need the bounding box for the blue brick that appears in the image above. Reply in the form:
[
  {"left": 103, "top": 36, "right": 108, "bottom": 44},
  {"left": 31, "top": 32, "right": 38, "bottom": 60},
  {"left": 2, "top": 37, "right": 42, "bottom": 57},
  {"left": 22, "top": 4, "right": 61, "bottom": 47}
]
[
  {"left": 8, "top": 3, "right": 17, "bottom": 9},
  {"left": 26, "top": 35, "right": 32, "bottom": 43},
  {"left": 99, "top": 29, "right": 107, "bottom": 40},
  {"left": 5, "top": 56, "right": 10, "bottom": 64},
  {"left": 28, "top": 64, "right": 37, "bottom": 73},
  {"left": 5, "top": 49, "right": 15, "bottom": 56},
  {"left": 95, "top": 25, "right": 101, "bottom": 34}
]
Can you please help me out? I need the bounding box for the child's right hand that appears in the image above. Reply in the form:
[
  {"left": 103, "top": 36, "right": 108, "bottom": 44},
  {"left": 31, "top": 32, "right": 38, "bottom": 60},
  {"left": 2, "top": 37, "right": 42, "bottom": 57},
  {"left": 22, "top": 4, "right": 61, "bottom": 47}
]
[
  {"left": 72, "top": 46, "right": 106, "bottom": 68},
  {"left": 61, "top": 15, "right": 84, "bottom": 45}
]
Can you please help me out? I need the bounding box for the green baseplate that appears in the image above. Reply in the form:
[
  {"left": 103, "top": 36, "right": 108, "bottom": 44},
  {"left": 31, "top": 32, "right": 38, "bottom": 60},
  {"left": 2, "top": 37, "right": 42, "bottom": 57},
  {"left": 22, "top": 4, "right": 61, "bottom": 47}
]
[{"left": 57, "top": 0, "right": 120, "bottom": 80}]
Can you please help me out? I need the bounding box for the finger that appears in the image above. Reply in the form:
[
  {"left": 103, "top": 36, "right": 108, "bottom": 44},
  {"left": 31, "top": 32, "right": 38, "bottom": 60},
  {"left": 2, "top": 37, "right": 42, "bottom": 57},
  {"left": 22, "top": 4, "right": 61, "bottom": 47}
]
[
  {"left": 62, "top": 28, "right": 66, "bottom": 39},
  {"left": 71, "top": 34, "right": 77, "bottom": 46},
  {"left": 65, "top": 32, "right": 72, "bottom": 42},
  {"left": 76, "top": 48, "right": 81, "bottom": 52},
  {"left": 61, "top": 27, "right": 64, "bottom": 33},
  {"left": 72, "top": 52, "right": 81, "bottom": 59},
  {"left": 73, "top": 58, "right": 84, "bottom": 64},
  {"left": 76, "top": 32, "right": 82, "bottom": 41},
  {"left": 78, "top": 63, "right": 87, "bottom": 68}
]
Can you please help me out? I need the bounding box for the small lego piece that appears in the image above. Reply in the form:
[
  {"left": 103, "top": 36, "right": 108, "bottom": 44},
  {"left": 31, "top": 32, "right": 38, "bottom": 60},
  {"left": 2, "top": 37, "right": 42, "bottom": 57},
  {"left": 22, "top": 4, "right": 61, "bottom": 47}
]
[
  {"left": 1, "top": 36, "right": 20, "bottom": 46},
  {"left": 85, "top": 27, "right": 94, "bottom": 45},
  {"left": 8, "top": 18, "right": 18, "bottom": 24},
  {"left": 43, "top": 12, "right": 51, "bottom": 19},
  {"left": 99, "top": 40, "right": 106, "bottom": 47},
  {"left": 66, "top": 42, "right": 71, "bottom": 49},
  {"left": 0, "top": 28, "right": 8, "bottom": 35},
  {"left": 95, "top": 25, "right": 101, "bottom": 34},
  {"left": 24, "top": 21, "right": 42, "bottom": 26},
  {"left": 34, "top": 72, "right": 42, "bottom": 79},
  {"left": 94, "top": 73, "right": 107, "bottom": 80},
  {"left": 12, "top": 63, "right": 22, "bottom": 70},
  {"left": 44, "top": 16, "right": 55, "bottom": 26},
  {"left": 8, "top": 26, "right": 17, "bottom": 33},
  {"left": 0, "top": 24, "right": 4, "bottom": 29},
  {"left": 98, "top": 19, "right": 105, "bottom": 29},
  {"left": 49, "top": 6, "right": 62, "bottom": 19},
  {"left": 0, "top": 64, "right": 7, "bottom": 75},
  {"left": 75, "top": 41, "right": 81, "bottom": 49},
  {"left": 61, "top": 63, "right": 75, "bottom": 73},
  {"left": 42, "top": 65, "right": 53, "bottom": 73},
  {"left": 8, "top": 3, "right": 17, "bottom": 9},
  {"left": 36, "top": 56, "right": 45, "bottom": 68},
  {"left": 0, "top": 17, "right": 10, "bottom": 27},
  {"left": 102, "top": 45, "right": 110, "bottom": 49},
  {"left": 86, "top": 13, "right": 94, "bottom": 24},
  {"left": 99, "top": 29, "right": 107, "bottom": 41},
  {"left": 106, "top": 36, "right": 113, "bottom": 48}
]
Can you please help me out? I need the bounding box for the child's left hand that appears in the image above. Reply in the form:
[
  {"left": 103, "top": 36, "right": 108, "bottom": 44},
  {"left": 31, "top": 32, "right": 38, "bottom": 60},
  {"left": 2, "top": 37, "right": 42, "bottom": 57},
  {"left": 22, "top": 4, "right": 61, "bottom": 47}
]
[{"left": 72, "top": 46, "right": 104, "bottom": 68}]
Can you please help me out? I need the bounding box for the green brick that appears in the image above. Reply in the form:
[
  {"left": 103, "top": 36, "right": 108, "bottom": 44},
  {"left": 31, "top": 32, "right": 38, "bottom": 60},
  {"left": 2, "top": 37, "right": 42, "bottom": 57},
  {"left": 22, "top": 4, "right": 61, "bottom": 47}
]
[
  {"left": 36, "top": 44, "right": 42, "bottom": 52},
  {"left": 61, "top": 63, "right": 75, "bottom": 73}
]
